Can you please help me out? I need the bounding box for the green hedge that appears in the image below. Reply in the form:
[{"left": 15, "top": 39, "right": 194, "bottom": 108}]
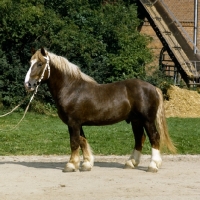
[{"left": 0, "top": 0, "right": 154, "bottom": 107}]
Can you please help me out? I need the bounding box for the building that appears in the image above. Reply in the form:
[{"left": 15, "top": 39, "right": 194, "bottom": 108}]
[{"left": 138, "top": 0, "right": 200, "bottom": 86}]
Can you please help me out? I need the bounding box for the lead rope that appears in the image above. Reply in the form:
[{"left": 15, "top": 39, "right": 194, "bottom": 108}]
[
  {"left": 0, "top": 96, "right": 29, "bottom": 118},
  {"left": 0, "top": 55, "right": 50, "bottom": 131}
]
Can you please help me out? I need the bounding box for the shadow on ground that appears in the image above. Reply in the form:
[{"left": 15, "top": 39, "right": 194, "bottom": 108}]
[{"left": 0, "top": 161, "right": 148, "bottom": 171}]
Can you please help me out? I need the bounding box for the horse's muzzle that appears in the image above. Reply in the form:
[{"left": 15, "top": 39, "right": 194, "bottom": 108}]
[{"left": 24, "top": 82, "right": 35, "bottom": 92}]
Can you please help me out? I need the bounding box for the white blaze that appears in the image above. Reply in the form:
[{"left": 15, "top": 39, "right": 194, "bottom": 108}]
[
  {"left": 25, "top": 59, "right": 37, "bottom": 83},
  {"left": 24, "top": 59, "right": 37, "bottom": 90}
]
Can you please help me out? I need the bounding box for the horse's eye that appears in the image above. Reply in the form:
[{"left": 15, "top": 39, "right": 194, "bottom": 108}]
[{"left": 38, "top": 63, "right": 42, "bottom": 67}]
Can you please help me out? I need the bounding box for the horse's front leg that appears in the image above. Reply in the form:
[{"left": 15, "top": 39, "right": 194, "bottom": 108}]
[
  {"left": 63, "top": 126, "right": 81, "bottom": 172},
  {"left": 79, "top": 127, "right": 94, "bottom": 171}
]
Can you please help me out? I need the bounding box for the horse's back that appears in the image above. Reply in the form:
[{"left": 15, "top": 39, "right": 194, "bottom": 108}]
[
  {"left": 124, "top": 79, "right": 158, "bottom": 98},
  {"left": 91, "top": 78, "right": 159, "bottom": 122},
  {"left": 123, "top": 79, "right": 159, "bottom": 122}
]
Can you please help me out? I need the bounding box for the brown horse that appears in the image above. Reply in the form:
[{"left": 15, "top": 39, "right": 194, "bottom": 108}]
[{"left": 24, "top": 48, "right": 176, "bottom": 172}]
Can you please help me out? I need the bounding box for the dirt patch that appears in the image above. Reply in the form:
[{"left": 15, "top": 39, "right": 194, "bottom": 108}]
[
  {"left": 164, "top": 85, "right": 200, "bottom": 117},
  {"left": 0, "top": 155, "right": 200, "bottom": 200}
]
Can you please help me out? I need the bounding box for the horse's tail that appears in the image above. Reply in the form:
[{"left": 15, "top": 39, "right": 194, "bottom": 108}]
[{"left": 155, "top": 87, "right": 176, "bottom": 154}]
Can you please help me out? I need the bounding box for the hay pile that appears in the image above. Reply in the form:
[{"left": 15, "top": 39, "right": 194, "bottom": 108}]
[{"left": 164, "top": 85, "right": 200, "bottom": 118}]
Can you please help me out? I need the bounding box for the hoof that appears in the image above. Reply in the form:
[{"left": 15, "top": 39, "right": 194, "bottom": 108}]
[
  {"left": 62, "top": 163, "right": 79, "bottom": 172},
  {"left": 156, "top": 160, "right": 162, "bottom": 169},
  {"left": 147, "top": 160, "right": 160, "bottom": 173},
  {"left": 124, "top": 160, "right": 135, "bottom": 169},
  {"left": 80, "top": 161, "right": 93, "bottom": 172},
  {"left": 147, "top": 166, "right": 158, "bottom": 173}
]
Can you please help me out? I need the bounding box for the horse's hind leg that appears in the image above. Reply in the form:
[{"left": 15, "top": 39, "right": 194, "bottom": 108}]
[
  {"left": 144, "top": 121, "right": 162, "bottom": 172},
  {"left": 125, "top": 120, "right": 146, "bottom": 169},
  {"left": 79, "top": 127, "right": 94, "bottom": 171},
  {"left": 63, "top": 126, "right": 81, "bottom": 172}
]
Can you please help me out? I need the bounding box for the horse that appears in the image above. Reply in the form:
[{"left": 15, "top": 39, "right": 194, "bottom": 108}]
[{"left": 24, "top": 47, "right": 176, "bottom": 172}]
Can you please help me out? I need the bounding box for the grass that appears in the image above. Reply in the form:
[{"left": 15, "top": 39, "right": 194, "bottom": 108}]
[
  {"left": 167, "top": 118, "right": 200, "bottom": 154},
  {"left": 0, "top": 111, "right": 200, "bottom": 155}
]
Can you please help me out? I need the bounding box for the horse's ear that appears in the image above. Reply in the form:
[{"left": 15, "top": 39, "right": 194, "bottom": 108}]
[
  {"left": 31, "top": 47, "right": 36, "bottom": 55},
  {"left": 41, "top": 47, "right": 46, "bottom": 56}
]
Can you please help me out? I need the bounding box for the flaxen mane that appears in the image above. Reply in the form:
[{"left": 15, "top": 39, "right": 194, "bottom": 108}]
[{"left": 48, "top": 52, "right": 96, "bottom": 83}]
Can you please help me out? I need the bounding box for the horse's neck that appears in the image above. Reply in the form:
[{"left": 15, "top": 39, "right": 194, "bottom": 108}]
[
  {"left": 46, "top": 55, "right": 96, "bottom": 103},
  {"left": 47, "top": 65, "right": 67, "bottom": 101}
]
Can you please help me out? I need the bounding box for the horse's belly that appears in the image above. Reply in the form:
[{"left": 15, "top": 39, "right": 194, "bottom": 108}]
[{"left": 83, "top": 103, "right": 130, "bottom": 125}]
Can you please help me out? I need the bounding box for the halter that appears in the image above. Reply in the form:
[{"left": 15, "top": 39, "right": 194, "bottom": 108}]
[
  {"left": 30, "top": 55, "right": 50, "bottom": 102},
  {"left": 38, "top": 55, "right": 50, "bottom": 83}
]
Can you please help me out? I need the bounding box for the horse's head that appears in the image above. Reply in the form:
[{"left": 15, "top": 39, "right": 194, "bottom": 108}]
[{"left": 24, "top": 47, "right": 50, "bottom": 92}]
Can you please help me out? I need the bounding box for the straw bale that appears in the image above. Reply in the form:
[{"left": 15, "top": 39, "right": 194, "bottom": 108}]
[{"left": 164, "top": 85, "right": 200, "bottom": 118}]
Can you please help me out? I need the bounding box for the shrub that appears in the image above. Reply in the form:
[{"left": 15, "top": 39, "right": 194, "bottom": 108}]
[
  {"left": 0, "top": 0, "right": 153, "bottom": 108},
  {"left": 144, "top": 68, "right": 173, "bottom": 100}
]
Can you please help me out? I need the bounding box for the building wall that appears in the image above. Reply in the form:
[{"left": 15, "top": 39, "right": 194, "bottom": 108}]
[{"left": 139, "top": 0, "right": 200, "bottom": 67}]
